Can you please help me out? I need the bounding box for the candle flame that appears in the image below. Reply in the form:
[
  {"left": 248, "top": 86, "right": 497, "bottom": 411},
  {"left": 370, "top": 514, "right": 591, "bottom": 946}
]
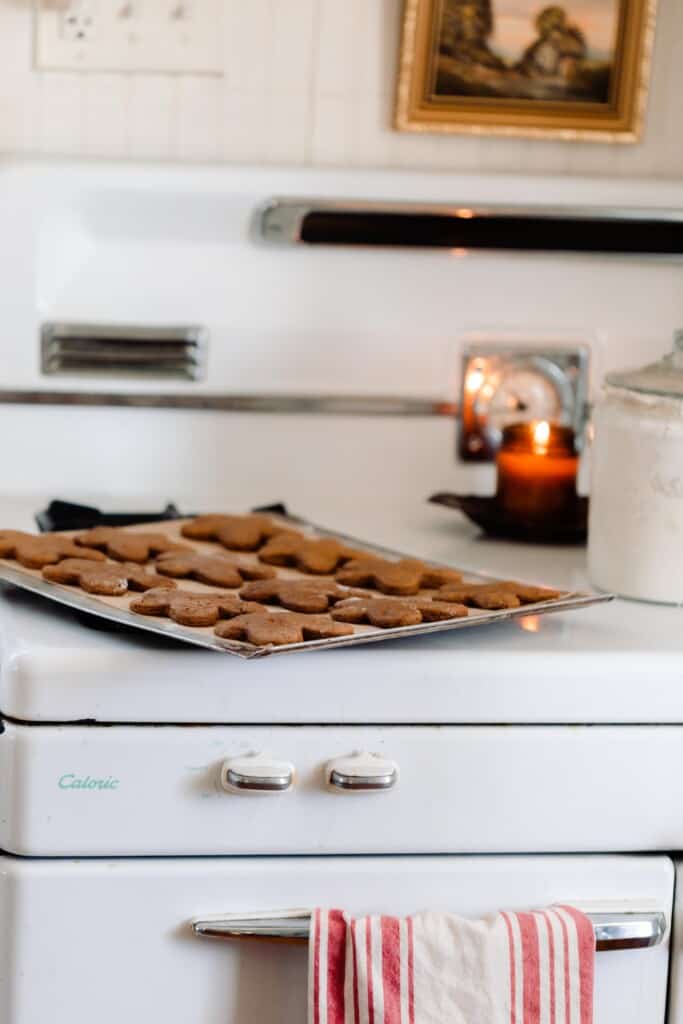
[
  {"left": 465, "top": 368, "right": 485, "bottom": 394},
  {"left": 519, "top": 615, "right": 541, "bottom": 633},
  {"left": 456, "top": 208, "right": 474, "bottom": 219},
  {"left": 532, "top": 420, "right": 551, "bottom": 454}
]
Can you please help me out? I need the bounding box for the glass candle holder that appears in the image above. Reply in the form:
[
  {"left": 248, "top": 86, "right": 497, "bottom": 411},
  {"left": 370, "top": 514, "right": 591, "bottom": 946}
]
[{"left": 496, "top": 421, "right": 578, "bottom": 523}]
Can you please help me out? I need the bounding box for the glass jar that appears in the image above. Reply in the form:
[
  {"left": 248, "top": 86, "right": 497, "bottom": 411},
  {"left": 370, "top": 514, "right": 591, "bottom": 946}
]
[{"left": 588, "top": 335, "right": 683, "bottom": 604}]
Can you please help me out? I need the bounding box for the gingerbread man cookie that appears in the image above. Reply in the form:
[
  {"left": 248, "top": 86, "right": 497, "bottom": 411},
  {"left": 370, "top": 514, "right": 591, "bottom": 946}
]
[
  {"left": 0, "top": 530, "right": 106, "bottom": 570},
  {"left": 180, "top": 514, "right": 288, "bottom": 551},
  {"left": 215, "top": 611, "right": 354, "bottom": 647},
  {"left": 130, "top": 588, "right": 261, "bottom": 627},
  {"left": 437, "top": 580, "right": 562, "bottom": 610},
  {"left": 331, "top": 596, "right": 469, "bottom": 628},
  {"left": 239, "top": 578, "right": 367, "bottom": 614},
  {"left": 43, "top": 558, "right": 177, "bottom": 597},
  {"left": 258, "top": 534, "right": 362, "bottom": 575},
  {"left": 336, "top": 557, "right": 462, "bottom": 596},
  {"left": 74, "top": 527, "right": 191, "bottom": 564},
  {"left": 154, "top": 551, "right": 276, "bottom": 589}
]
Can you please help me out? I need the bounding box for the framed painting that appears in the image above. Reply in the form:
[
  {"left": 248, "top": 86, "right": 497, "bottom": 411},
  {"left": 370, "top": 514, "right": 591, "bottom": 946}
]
[{"left": 395, "top": 0, "right": 658, "bottom": 141}]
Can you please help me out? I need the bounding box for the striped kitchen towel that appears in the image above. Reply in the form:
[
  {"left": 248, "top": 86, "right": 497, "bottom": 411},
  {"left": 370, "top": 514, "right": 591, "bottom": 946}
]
[{"left": 308, "top": 906, "right": 594, "bottom": 1024}]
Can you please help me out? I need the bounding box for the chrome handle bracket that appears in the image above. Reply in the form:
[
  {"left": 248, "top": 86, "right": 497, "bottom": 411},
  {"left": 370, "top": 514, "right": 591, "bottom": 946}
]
[
  {"left": 326, "top": 752, "right": 399, "bottom": 794},
  {"left": 328, "top": 768, "right": 397, "bottom": 792},
  {"left": 220, "top": 754, "right": 295, "bottom": 795},
  {"left": 223, "top": 769, "right": 292, "bottom": 793}
]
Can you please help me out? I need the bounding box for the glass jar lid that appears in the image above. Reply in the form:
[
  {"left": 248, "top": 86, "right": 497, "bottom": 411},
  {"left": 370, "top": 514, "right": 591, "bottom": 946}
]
[{"left": 606, "top": 332, "right": 683, "bottom": 399}]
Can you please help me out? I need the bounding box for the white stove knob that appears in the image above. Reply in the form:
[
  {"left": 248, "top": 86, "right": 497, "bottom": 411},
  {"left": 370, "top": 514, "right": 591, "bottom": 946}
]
[
  {"left": 220, "top": 753, "right": 295, "bottom": 794},
  {"left": 325, "top": 752, "right": 399, "bottom": 794}
]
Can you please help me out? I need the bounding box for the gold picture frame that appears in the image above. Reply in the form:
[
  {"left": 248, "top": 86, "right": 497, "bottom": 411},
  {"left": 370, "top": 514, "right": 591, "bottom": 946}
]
[{"left": 395, "top": 0, "right": 658, "bottom": 142}]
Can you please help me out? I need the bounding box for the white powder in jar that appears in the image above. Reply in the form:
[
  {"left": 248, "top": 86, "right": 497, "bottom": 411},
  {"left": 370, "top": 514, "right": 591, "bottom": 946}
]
[{"left": 588, "top": 386, "right": 683, "bottom": 604}]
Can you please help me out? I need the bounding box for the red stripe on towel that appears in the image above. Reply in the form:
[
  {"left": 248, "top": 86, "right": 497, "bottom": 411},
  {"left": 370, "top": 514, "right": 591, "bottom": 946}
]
[
  {"left": 407, "top": 916, "right": 415, "bottom": 1024},
  {"left": 543, "top": 912, "right": 556, "bottom": 1024},
  {"left": 558, "top": 911, "right": 571, "bottom": 1024},
  {"left": 517, "top": 913, "right": 540, "bottom": 1024},
  {"left": 366, "top": 917, "right": 375, "bottom": 1024},
  {"left": 327, "top": 910, "right": 346, "bottom": 1024},
  {"left": 502, "top": 912, "right": 517, "bottom": 1024},
  {"left": 382, "top": 917, "right": 401, "bottom": 1024},
  {"left": 313, "top": 909, "right": 322, "bottom": 1024},
  {"left": 559, "top": 907, "right": 594, "bottom": 1024},
  {"left": 351, "top": 920, "right": 360, "bottom": 1024}
]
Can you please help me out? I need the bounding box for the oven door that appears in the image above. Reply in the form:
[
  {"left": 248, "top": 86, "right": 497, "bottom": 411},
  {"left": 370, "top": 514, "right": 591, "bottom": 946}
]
[{"left": 0, "top": 854, "right": 672, "bottom": 1024}]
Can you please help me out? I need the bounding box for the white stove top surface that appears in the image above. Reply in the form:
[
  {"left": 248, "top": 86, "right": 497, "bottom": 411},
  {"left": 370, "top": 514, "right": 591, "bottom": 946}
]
[{"left": 0, "top": 494, "right": 680, "bottom": 725}]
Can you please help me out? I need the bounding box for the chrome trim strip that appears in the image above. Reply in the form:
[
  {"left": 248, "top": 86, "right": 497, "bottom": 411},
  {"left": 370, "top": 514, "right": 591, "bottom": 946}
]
[
  {"left": 261, "top": 197, "right": 683, "bottom": 225},
  {"left": 0, "top": 390, "right": 457, "bottom": 417},
  {"left": 192, "top": 909, "right": 667, "bottom": 952}
]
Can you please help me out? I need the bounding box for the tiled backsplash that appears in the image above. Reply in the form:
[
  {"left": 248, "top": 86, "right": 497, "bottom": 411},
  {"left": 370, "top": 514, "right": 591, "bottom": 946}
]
[{"left": 1, "top": 0, "right": 682, "bottom": 178}]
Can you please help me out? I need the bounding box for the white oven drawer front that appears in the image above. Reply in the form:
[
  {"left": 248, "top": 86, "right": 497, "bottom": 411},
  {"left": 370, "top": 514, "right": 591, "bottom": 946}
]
[
  {"left": 662, "top": 861, "right": 683, "bottom": 1024},
  {"left": 3, "top": 720, "right": 683, "bottom": 856},
  {"left": 0, "top": 854, "right": 672, "bottom": 1024}
]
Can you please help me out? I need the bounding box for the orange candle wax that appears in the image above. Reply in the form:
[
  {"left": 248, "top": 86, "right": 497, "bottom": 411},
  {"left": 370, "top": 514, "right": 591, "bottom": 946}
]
[{"left": 496, "top": 421, "right": 578, "bottom": 522}]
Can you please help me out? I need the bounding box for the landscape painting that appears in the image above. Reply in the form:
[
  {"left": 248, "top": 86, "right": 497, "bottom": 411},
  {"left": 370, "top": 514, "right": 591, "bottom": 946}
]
[
  {"left": 434, "top": 0, "right": 617, "bottom": 104},
  {"left": 396, "top": 0, "right": 657, "bottom": 140}
]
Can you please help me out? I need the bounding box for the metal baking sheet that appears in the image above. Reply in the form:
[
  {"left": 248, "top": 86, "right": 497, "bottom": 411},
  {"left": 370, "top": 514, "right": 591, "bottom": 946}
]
[{"left": 0, "top": 514, "right": 613, "bottom": 659}]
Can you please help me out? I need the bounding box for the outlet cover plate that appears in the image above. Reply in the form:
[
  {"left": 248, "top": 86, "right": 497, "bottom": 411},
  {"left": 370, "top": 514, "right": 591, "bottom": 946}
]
[
  {"left": 34, "top": 0, "right": 223, "bottom": 74},
  {"left": 458, "top": 341, "right": 590, "bottom": 462}
]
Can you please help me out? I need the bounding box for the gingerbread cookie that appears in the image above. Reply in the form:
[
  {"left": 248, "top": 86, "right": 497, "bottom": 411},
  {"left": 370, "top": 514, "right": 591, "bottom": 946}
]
[
  {"left": 0, "top": 530, "right": 106, "bottom": 570},
  {"left": 43, "top": 558, "right": 177, "bottom": 597},
  {"left": 154, "top": 551, "right": 276, "bottom": 589},
  {"left": 215, "top": 611, "right": 354, "bottom": 647},
  {"left": 129, "top": 588, "right": 261, "bottom": 627},
  {"left": 437, "top": 580, "right": 562, "bottom": 610},
  {"left": 331, "top": 596, "right": 469, "bottom": 629},
  {"left": 180, "top": 514, "right": 288, "bottom": 551},
  {"left": 336, "top": 557, "right": 462, "bottom": 596},
  {"left": 258, "top": 534, "right": 362, "bottom": 575},
  {"left": 74, "top": 527, "right": 190, "bottom": 564},
  {"left": 239, "top": 578, "right": 368, "bottom": 614}
]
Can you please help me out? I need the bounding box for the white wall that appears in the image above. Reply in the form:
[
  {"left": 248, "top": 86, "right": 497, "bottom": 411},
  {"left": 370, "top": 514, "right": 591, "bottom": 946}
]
[{"left": 1, "top": 0, "right": 682, "bottom": 177}]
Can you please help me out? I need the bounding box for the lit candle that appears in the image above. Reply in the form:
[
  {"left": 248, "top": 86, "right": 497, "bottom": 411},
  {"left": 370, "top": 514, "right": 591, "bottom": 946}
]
[{"left": 496, "top": 421, "right": 578, "bottom": 522}]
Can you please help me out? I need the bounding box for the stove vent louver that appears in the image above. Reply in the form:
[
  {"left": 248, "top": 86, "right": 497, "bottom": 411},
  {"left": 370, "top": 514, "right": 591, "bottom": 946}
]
[{"left": 41, "top": 323, "right": 207, "bottom": 381}]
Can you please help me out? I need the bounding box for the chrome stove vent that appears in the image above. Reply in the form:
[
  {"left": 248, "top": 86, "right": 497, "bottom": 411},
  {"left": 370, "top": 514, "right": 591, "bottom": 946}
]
[{"left": 41, "top": 323, "right": 207, "bottom": 381}]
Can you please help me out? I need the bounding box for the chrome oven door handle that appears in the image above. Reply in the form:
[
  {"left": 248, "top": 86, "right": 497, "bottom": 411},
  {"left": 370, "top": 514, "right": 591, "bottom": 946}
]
[
  {"left": 590, "top": 911, "right": 666, "bottom": 951},
  {"left": 191, "top": 909, "right": 666, "bottom": 952},
  {"left": 194, "top": 910, "right": 311, "bottom": 943}
]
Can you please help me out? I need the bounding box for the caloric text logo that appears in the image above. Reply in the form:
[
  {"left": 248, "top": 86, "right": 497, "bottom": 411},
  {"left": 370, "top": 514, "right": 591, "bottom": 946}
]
[{"left": 58, "top": 774, "right": 120, "bottom": 791}]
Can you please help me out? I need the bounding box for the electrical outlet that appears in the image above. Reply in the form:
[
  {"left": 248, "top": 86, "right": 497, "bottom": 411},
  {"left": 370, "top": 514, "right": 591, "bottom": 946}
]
[
  {"left": 60, "top": 0, "right": 96, "bottom": 43},
  {"left": 35, "top": 0, "right": 222, "bottom": 73}
]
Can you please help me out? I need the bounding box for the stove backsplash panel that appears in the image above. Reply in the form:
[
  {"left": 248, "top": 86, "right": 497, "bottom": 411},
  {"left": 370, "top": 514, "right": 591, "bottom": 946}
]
[{"left": 1, "top": 159, "right": 682, "bottom": 502}]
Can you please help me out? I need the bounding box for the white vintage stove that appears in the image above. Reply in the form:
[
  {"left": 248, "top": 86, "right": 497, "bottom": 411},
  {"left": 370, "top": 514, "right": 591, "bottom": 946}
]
[{"left": 1, "top": 160, "right": 683, "bottom": 1023}]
